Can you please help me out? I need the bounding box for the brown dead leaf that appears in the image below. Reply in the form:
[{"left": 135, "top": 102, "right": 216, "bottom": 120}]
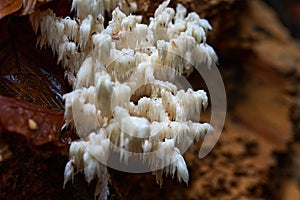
[
  {"left": 0, "top": 95, "right": 64, "bottom": 146},
  {"left": 0, "top": 0, "right": 22, "bottom": 19},
  {"left": 0, "top": 16, "right": 67, "bottom": 110},
  {"left": 0, "top": 15, "right": 72, "bottom": 154},
  {"left": 0, "top": 0, "right": 52, "bottom": 19},
  {"left": 0, "top": 0, "right": 71, "bottom": 20}
]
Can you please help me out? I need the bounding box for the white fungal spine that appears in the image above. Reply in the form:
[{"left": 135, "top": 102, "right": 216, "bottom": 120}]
[{"left": 30, "top": 0, "right": 217, "bottom": 199}]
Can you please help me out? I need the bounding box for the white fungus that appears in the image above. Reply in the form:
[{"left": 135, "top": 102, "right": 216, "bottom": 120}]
[{"left": 30, "top": 0, "right": 217, "bottom": 199}]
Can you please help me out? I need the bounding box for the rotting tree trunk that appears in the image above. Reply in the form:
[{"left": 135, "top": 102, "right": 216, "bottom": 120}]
[{"left": 0, "top": 0, "right": 300, "bottom": 199}]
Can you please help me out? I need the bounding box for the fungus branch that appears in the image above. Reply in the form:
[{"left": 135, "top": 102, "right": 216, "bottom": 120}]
[{"left": 30, "top": 0, "right": 217, "bottom": 199}]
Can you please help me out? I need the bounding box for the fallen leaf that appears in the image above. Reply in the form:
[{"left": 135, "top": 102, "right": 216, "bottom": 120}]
[
  {"left": 0, "top": 95, "right": 64, "bottom": 146},
  {"left": 0, "top": 16, "right": 67, "bottom": 110},
  {"left": 0, "top": 0, "right": 22, "bottom": 19},
  {"left": 0, "top": 14, "right": 72, "bottom": 155}
]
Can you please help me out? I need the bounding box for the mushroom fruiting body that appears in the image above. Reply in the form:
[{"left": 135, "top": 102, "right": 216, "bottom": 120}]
[{"left": 30, "top": 0, "right": 217, "bottom": 199}]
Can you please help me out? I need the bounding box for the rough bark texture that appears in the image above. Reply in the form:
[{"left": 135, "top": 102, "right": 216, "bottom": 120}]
[{"left": 1, "top": 0, "right": 300, "bottom": 199}]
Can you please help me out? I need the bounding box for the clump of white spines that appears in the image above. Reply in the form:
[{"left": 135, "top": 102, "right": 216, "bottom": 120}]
[{"left": 30, "top": 0, "right": 217, "bottom": 199}]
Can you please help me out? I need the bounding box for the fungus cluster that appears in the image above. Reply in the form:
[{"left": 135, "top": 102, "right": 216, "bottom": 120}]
[{"left": 30, "top": 0, "right": 218, "bottom": 199}]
